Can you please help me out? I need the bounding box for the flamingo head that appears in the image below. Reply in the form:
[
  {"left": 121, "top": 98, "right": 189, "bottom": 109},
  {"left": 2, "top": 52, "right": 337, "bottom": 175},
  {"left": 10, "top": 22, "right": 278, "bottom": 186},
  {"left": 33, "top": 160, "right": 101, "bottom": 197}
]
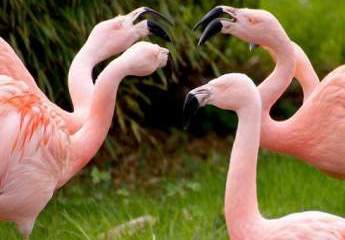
[
  {"left": 194, "top": 6, "right": 289, "bottom": 50},
  {"left": 183, "top": 73, "right": 259, "bottom": 128},
  {"left": 119, "top": 41, "right": 169, "bottom": 77},
  {"left": 84, "top": 7, "right": 173, "bottom": 62}
]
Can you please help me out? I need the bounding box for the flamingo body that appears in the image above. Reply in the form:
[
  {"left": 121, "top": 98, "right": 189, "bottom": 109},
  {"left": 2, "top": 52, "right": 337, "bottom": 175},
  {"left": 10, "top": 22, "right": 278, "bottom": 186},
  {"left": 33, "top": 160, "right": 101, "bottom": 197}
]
[
  {"left": 263, "top": 72, "right": 345, "bottom": 177},
  {"left": 0, "top": 76, "right": 69, "bottom": 236},
  {"left": 0, "top": 7, "right": 171, "bottom": 238}
]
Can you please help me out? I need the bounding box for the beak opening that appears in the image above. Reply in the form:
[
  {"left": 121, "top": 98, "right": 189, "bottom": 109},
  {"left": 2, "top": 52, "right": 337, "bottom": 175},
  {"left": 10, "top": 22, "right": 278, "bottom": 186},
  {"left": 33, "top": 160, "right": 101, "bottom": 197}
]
[
  {"left": 193, "top": 6, "right": 224, "bottom": 31},
  {"left": 147, "top": 20, "right": 172, "bottom": 42},
  {"left": 198, "top": 18, "right": 223, "bottom": 46},
  {"left": 183, "top": 93, "right": 200, "bottom": 129},
  {"left": 136, "top": 7, "right": 174, "bottom": 25}
]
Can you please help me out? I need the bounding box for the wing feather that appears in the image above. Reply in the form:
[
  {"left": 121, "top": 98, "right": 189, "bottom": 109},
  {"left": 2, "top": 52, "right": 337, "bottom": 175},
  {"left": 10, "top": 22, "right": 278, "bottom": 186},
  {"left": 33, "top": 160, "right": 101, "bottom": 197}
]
[{"left": 0, "top": 76, "right": 70, "bottom": 188}]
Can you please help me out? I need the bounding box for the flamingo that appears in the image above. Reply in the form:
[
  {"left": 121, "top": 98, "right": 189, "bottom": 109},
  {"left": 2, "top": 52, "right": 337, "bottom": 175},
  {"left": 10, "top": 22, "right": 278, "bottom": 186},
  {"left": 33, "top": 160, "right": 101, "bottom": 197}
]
[
  {"left": 183, "top": 73, "right": 345, "bottom": 240},
  {"left": 193, "top": 6, "right": 345, "bottom": 178},
  {"left": 0, "top": 7, "right": 172, "bottom": 134},
  {"left": 0, "top": 13, "right": 170, "bottom": 240}
]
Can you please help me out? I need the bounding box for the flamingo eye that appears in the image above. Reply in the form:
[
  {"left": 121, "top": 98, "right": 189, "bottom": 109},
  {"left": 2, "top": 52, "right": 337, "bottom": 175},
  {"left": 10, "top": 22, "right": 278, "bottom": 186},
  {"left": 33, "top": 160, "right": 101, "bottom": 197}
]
[{"left": 247, "top": 16, "right": 259, "bottom": 25}]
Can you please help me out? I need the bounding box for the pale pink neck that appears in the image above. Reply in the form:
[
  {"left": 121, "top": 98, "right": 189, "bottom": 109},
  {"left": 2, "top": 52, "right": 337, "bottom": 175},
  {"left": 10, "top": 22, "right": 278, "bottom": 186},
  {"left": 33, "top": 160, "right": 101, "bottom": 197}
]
[
  {"left": 60, "top": 58, "right": 126, "bottom": 186},
  {"left": 291, "top": 41, "right": 319, "bottom": 100},
  {"left": 225, "top": 102, "right": 264, "bottom": 238},
  {"left": 259, "top": 40, "right": 296, "bottom": 112},
  {"left": 68, "top": 45, "right": 98, "bottom": 128},
  {"left": 258, "top": 41, "right": 298, "bottom": 150}
]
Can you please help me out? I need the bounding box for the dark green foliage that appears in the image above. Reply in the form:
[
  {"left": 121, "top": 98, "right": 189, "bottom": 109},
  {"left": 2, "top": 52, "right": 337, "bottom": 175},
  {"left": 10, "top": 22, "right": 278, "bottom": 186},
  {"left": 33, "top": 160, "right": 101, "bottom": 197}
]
[{"left": 1, "top": 0, "right": 345, "bottom": 150}]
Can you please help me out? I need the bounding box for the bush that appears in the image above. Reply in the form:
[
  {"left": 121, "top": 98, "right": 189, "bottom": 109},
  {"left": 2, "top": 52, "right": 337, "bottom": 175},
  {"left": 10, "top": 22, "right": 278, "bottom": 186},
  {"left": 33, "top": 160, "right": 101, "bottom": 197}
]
[{"left": 1, "top": 0, "right": 344, "bottom": 160}]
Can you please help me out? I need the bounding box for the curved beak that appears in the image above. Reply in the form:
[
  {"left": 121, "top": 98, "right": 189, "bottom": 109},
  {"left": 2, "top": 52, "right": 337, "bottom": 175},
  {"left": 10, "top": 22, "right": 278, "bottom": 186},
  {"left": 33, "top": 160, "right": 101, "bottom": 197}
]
[
  {"left": 136, "top": 7, "right": 174, "bottom": 25},
  {"left": 195, "top": 6, "right": 260, "bottom": 51},
  {"left": 165, "top": 53, "right": 175, "bottom": 78},
  {"left": 198, "top": 18, "right": 224, "bottom": 46},
  {"left": 147, "top": 20, "right": 172, "bottom": 42},
  {"left": 183, "top": 93, "right": 200, "bottom": 129},
  {"left": 194, "top": 6, "right": 238, "bottom": 46},
  {"left": 134, "top": 7, "right": 173, "bottom": 42},
  {"left": 183, "top": 87, "right": 211, "bottom": 129},
  {"left": 193, "top": 6, "right": 225, "bottom": 31}
]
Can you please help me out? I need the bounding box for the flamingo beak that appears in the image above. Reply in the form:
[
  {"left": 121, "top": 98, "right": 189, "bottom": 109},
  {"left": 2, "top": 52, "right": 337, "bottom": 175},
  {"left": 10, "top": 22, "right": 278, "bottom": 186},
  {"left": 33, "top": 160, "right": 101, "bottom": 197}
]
[
  {"left": 197, "top": 18, "right": 224, "bottom": 46},
  {"left": 183, "top": 88, "right": 211, "bottom": 129},
  {"left": 136, "top": 7, "right": 174, "bottom": 25},
  {"left": 194, "top": 6, "right": 238, "bottom": 46},
  {"left": 147, "top": 20, "right": 172, "bottom": 42},
  {"left": 134, "top": 7, "right": 173, "bottom": 42},
  {"left": 193, "top": 6, "right": 225, "bottom": 31},
  {"left": 165, "top": 53, "right": 175, "bottom": 78},
  {"left": 183, "top": 93, "right": 200, "bottom": 129}
]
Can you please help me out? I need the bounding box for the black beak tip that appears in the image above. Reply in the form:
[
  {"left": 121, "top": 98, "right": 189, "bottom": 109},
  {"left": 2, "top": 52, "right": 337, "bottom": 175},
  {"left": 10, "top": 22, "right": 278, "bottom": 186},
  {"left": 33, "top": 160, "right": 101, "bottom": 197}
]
[
  {"left": 193, "top": 6, "right": 224, "bottom": 32},
  {"left": 143, "top": 7, "right": 174, "bottom": 25},
  {"left": 197, "top": 38, "right": 205, "bottom": 46},
  {"left": 192, "top": 22, "right": 202, "bottom": 32},
  {"left": 198, "top": 19, "right": 223, "bottom": 46},
  {"left": 147, "top": 20, "right": 172, "bottom": 42},
  {"left": 183, "top": 93, "right": 200, "bottom": 130}
]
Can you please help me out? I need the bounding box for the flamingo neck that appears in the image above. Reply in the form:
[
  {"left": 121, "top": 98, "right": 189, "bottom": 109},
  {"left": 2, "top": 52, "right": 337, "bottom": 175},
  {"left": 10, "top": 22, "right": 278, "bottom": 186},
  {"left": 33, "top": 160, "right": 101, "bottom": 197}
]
[
  {"left": 291, "top": 41, "right": 319, "bottom": 101},
  {"left": 225, "top": 101, "right": 263, "bottom": 238},
  {"left": 60, "top": 58, "right": 127, "bottom": 186},
  {"left": 68, "top": 44, "right": 104, "bottom": 131},
  {"left": 258, "top": 41, "right": 297, "bottom": 150},
  {"left": 259, "top": 40, "right": 296, "bottom": 113}
]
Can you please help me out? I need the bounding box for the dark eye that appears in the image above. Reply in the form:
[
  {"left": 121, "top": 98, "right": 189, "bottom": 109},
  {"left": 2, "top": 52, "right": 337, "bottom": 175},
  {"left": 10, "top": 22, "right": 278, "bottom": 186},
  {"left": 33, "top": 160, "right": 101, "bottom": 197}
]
[{"left": 247, "top": 17, "right": 259, "bottom": 24}]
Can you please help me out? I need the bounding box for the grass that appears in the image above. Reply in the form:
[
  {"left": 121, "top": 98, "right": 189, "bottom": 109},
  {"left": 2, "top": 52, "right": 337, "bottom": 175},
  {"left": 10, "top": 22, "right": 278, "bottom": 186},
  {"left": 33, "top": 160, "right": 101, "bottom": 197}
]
[{"left": 1, "top": 149, "right": 345, "bottom": 239}]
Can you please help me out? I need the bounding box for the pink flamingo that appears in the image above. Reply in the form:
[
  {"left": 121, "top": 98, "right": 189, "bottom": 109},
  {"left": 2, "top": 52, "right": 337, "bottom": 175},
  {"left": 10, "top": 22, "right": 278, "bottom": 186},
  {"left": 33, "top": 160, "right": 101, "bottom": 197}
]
[
  {"left": 194, "top": 6, "right": 345, "bottom": 178},
  {"left": 0, "top": 12, "right": 170, "bottom": 240},
  {"left": 183, "top": 73, "right": 345, "bottom": 240},
  {"left": 0, "top": 7, "right": 172, "bottom": 134}
]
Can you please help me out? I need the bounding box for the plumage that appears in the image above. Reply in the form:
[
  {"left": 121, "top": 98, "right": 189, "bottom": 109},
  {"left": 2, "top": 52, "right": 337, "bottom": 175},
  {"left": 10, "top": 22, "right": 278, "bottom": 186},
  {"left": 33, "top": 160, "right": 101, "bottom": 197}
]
[{"left": 0, "top": 7, "right": 171, "bottom": 239}]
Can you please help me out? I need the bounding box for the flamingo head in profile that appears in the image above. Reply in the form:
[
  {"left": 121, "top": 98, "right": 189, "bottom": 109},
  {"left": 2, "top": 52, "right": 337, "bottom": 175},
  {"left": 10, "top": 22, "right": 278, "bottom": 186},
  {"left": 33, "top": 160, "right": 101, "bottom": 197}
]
[
  {"left": 83, "top": 7, "right": 173, "bottom": 62},
  {"left": 183, "top": 73, "right": 259, "bottom": 128},
  {"left": 193, "top": 6, "right": 289, "bottom": 50}
]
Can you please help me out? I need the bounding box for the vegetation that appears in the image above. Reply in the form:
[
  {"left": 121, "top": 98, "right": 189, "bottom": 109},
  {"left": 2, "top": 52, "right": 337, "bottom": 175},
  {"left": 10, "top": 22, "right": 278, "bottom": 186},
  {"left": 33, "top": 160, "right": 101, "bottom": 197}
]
[
  {"left": 1, "top": 147, "right": 344, "bottom": 239},
  {"left": 2, "top": 0, "right": 345, "bottom": 140}
]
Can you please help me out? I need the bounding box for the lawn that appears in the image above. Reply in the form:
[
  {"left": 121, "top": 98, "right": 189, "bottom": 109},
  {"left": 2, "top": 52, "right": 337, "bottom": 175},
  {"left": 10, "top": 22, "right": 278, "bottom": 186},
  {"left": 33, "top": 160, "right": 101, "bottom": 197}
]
[{"left": 1, "top": 149, "right": 344, "bottom": 239}]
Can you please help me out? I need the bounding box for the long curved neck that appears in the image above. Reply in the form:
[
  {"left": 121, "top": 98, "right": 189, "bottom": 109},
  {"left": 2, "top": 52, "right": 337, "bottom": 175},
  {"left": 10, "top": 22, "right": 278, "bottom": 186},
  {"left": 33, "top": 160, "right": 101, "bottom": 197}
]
[
  {"left": 259, "top": 40, "right": 296, "bottom": 113},
  {"left": 291, "top": 41, "right": 319, "bottom": 101},
  {"left": 225, "top": 101, "right": 263, "bottom": 238},
  {"left": 68, "top": 45, "right": 99, "bottom": 127},
  {"left": 60, "top": 58, "right": 127, "bottom": 186}
]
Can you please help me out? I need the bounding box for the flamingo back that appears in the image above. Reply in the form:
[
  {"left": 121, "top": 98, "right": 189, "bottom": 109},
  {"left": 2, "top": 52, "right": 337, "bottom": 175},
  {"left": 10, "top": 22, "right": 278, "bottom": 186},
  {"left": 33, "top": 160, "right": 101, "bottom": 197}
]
[
  {"left": 262, "top": 212, "right": 345, "bottom": 240},
  {"left": 0, "top": 38, "right": 35, "bottom": 86},
  {"left": 282, "top": 72, "right": 345, "bottom": 177},
  {"left": 0, "top": 75, "right": 70, "bottom": 189}
]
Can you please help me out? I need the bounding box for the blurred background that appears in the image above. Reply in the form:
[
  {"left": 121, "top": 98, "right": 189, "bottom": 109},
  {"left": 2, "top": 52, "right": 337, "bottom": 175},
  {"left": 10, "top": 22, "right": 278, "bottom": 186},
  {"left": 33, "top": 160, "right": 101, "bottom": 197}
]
[{"left": 1, "top": 0, "right": 345, "bottom": 239}]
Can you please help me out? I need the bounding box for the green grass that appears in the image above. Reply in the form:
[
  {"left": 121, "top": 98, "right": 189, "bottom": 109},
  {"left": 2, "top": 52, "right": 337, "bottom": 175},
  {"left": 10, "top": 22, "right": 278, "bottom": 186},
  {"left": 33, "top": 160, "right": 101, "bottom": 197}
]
[{"left": 1, "top": 150, "right": 344, "bottom": 239}]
